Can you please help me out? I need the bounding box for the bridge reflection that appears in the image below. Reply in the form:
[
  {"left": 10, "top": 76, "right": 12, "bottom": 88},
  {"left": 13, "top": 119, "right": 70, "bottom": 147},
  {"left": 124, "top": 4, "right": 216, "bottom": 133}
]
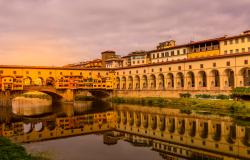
[{"left": 0, "top": 104, "right": 249, "bottom": 160}]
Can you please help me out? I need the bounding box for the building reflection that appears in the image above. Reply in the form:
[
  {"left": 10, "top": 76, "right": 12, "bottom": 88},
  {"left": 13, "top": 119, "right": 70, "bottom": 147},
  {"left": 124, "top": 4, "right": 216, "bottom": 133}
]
[{"left": 0, "top": 103, "right": 249, "bottom": 160}]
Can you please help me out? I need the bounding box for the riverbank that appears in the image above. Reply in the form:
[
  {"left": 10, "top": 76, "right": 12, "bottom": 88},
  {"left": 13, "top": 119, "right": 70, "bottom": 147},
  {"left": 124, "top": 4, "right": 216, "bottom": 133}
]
[
  {"left": 109, "top": 97, "right": 250, "bottom": 118},
  {"left": 0, "top": 136, "right": 51, "bottom": 160}
]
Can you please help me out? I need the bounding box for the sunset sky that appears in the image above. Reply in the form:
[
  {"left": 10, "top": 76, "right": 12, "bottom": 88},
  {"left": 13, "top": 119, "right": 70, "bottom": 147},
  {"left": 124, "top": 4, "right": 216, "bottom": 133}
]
[{"left": 0, "top": 0, "right": 249, "bottom": 66}]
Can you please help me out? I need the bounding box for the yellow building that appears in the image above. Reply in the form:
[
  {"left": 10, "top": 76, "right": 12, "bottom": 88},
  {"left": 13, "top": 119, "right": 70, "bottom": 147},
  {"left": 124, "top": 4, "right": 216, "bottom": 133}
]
[
  {"left": 187, "top": 37, "right": 223, "bottom": 59},
  {"left": 219, "top": 30, "right": 250, "bottom": 55}
]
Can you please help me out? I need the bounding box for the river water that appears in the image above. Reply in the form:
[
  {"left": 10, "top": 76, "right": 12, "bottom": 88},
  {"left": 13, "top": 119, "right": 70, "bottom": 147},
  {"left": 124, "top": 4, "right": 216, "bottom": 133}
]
[{"left": 0, "top": 101, "right": 250, "bottom": 160}]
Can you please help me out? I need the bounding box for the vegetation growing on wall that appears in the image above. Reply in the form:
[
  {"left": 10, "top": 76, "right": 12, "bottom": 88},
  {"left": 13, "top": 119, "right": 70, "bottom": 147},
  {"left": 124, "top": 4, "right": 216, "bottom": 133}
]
[{"left": 20, "top": 92, "right": 52, "bottom": 100}]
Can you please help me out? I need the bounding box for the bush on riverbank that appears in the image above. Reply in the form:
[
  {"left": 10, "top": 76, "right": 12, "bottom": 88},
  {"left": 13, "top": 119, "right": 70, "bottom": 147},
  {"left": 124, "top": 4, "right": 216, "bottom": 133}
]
[
  {"left": 111, "top": 97, "right": 168, "bottom": 107},
  {"left": 195, "top": 94, "right": 230, "bottom": 100},
  {"left": 179, "top": 93, "right": 191, "bottom": 98},
  {"left": 0, "top": 137, "right": 50, "bottom": 160}
]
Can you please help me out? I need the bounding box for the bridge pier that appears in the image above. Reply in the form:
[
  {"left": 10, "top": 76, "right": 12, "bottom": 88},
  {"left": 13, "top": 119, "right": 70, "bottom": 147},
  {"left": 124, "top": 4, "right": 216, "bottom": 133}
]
[{"left": 60, "top": 89, "right": 75, "bottom": 102}]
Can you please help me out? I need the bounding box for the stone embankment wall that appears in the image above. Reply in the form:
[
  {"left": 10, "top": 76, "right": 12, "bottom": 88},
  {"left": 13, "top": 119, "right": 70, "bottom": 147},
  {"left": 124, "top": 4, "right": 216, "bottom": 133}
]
[{"left": 112, "top": 90, "right": 231, "bottom": 98}]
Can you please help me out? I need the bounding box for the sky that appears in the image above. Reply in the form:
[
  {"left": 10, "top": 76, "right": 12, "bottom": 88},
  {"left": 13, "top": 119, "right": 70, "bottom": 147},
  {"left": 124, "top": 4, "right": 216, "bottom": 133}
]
[{"left": 0, "top": 0, "right": 249, "bottom": 66}]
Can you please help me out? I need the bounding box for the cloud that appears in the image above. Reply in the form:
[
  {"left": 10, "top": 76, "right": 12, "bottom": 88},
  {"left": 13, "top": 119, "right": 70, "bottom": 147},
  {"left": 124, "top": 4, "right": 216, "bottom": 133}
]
[{"left": 0, "top": 0, "right": 249, "bottom": 65}]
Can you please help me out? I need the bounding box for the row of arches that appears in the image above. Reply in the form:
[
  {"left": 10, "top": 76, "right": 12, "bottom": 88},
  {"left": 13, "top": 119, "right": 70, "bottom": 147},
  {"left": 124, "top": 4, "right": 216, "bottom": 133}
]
[
  {"left": 23, "top": 77, "right": 55, "bottom": 86},
  {"left": 117, "top": 111, "right": 249, "bottom": 145},
  {"left": 116, "top": 68, "right": 250, "bottom": 90}
]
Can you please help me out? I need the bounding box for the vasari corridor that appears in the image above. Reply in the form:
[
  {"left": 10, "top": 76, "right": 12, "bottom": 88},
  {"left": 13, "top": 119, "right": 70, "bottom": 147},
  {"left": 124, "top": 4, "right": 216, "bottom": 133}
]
[{"left": 0, "top": 0, "right": 250, "bottom": 160}]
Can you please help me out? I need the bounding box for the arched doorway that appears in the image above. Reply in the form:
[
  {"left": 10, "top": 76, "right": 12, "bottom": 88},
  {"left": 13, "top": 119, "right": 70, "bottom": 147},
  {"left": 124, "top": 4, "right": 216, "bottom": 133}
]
[
  {"left": 158, "top": 74, "right": 165, "bottom": 90},
  {"left": 134, "top": 75, "right": 140, "bottom": 90},
  {"left": 166, "top": 73, "right": 174, "bottom": 89},
  {"left": 187, "top": 71, "right": 195, "bottom": 88},
  {"left": 142, "top": 75, "right": 148, "bottom": 89},
  {"left": 23, "top": 77, "right": 32, "bottom": 86},
  {"left": 34, "top": 77, "right": 44, "bottom": 86},
  {"left": 149, "top": 74, "right": 156, "bottom": 89},
  {"left": 128, "top": 76, "right": 133, "bottom": 89},
  {"left": 121, "top": 76, "right": 126, "bottom": 89},
  {"left": 198, "top": 71, "right": 207, "bottom": 88},
  {"left": 210, "top": 70, "right": 220, "bottom": 88},
  {"left": 239, "top": 68, "right": 250, "bottom": 86},
  {"left": 116, "top": 77, "right": 120, "bottom": 89},
  {"left": 46, "top": 77, "right": 55, "bottom": 86},
  {"left": 176, "top": 72, "right": 184, "bottom": 88},
  {"left": 224, "top": 69, "right": 235, "bottom": 88}
]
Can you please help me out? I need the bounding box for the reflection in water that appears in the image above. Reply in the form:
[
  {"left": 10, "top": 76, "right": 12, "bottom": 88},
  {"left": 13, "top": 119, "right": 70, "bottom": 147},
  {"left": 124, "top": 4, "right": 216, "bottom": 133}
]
[{"left": 0, "top": 102, "right": 250, "bottom": 160}]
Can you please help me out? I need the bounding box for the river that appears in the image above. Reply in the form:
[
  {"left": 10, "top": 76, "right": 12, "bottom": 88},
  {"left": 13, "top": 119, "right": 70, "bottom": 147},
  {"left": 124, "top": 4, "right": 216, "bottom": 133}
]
[{"left": 0, "top": 100, "right": 250, "bottom": 160}]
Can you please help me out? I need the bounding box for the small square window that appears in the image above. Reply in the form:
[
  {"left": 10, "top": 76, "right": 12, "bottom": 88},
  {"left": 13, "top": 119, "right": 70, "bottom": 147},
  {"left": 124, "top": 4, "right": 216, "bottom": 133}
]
[
  {"left": 151, "top": 69, "right": 154, "bottom": 72},
  {"left": 245, "top": 60, "right": 248, "bottom": 64},
  {"left": 200, "top": 64, "right": 203, "bottom": 68},
  {"left": 229, "top": 146, "right": 233, "bottom": 151},
  {"left": 129, "top": 71, "right": 131, "bottom": 74},
  {"left": 235, "top": 39, "right": 239, "bottom": 44},
  {"left": 159, "top": 68, "right": 162, "bottom": 72},
  {"left": 215, "top": 144, "right": 219, "bottom": 148},
  {"left": 230, "top": 50, "right": 233, "bottom": 54},
  {"left": 227, "top": 61, "right": 230, "bottom": 66},
  {"left": 224, "top": 50, "right": 227, "bottom": 54},
  {"left": 178, "top": 66, "right": 181, "bottom": 70},
  {"left": 224, "top": 41, "right": 227, "bottom": 45},
  {"left": 38, "top": 71, "right": 41, "bottom": 75},
  {"left": 202, "top": 141, "right": 206, "bottom": 146},
  {"left": 0, "top": 70, "right": 3, "bottom": 74},
  {"left": 242, "top": 48, "right": 246, "bottom": 53},
  {"left": 169, "top": 67, "right": 171, "bottom": 71},
  {"left": 189, "top": 65, "right": 192, "bottom": 69},
  {"left": 144, "top": 70, "right": 146, "bottom": 73},
  {"left": 13, "top": 71, "right": 16, "bottom": 74},
  {"left": 213, "top": 63, "right": 216, "bottom": 67},
  {"left": 241, "top": 37, "right": 245, "bottom": 43}
]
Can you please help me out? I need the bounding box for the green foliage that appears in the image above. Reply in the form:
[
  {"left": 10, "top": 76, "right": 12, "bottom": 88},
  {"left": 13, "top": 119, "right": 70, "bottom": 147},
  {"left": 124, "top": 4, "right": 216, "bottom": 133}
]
[
  {"left": 0, "top": 137, "right": 51, "bottom": 160},
  {"left": 179, "top": 93, "right": 191, "bottom": 98},
  {"left": 195, "top": 94, "right": 230, "bottom": 100},
  {"left": 110, "top": 97, "right": 168, "bottom": 107},
  {"left": 232, "top": 87, "right": 250, "bottom": 97}
]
